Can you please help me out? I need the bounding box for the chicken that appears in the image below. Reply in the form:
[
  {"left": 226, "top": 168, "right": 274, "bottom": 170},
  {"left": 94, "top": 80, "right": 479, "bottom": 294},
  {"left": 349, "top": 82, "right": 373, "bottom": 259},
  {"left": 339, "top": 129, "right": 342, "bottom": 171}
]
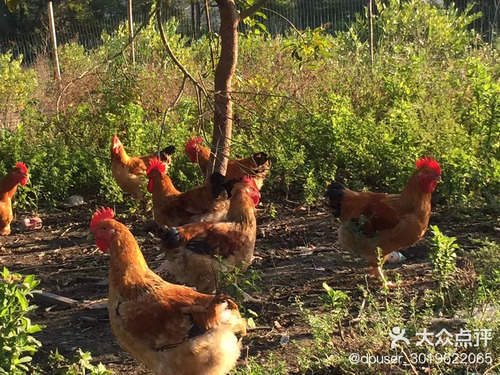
[
  {"left": 111, "top": 134, "right": 175, "bottom": 200},
  {"left": 158, "top": 176, "right": 260, "bottom": 293},
  {"left": 90, "top": 207, "right": 246, "bottom": 375},
  {"left": 184, "top": 136, "right": 271, "bottom": 190},
  {"left": 0, "top": 162, "right": 29, "bottom": 236},
  {"left": 146, "top": 157, "right": 229, "bottom": 227},
  {"left": 324, "top": 157, "right": 441, "bottom": 283}
]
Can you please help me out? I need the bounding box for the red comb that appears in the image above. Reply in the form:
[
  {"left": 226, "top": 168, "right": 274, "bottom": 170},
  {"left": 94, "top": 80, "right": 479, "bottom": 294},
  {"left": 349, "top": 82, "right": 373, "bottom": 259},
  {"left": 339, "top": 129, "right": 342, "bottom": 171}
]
[
  {"left": 147, "top": 157, "right": 166, "bottom": 175},
  {"left": 184, "top": 136, "right": 202, "bottom": 152},
  {"left": 90, "top": 207, "right": 114, "bottom": 230},
  {"left": 15, "top": 162, "right": 28, "bottom": 174},
  {"left": 242, "top": 175, "right": 259, "bottom": 190},
  {"left": 416, "top": 157, "right": 441, "bottom": 175}
]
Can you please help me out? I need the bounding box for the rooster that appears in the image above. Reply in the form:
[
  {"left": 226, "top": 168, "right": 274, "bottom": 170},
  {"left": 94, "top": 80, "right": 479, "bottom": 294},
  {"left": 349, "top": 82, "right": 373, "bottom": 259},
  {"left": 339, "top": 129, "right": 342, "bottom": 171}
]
[
  {"left": 90, "top": 207, "right": 246, "bottom": 375},
  {"left": 184, "top": 136, "right": 271, "bottom": 189},
  {"left": 0, "top": 162, "right": 29, "bottom": 236},
  {"left": 325, "top": 157, "right": 441, "bottom": 284},
  {"left": 158, "top": 176, "right": 260, "bottom": 294},
  {"left": 146, "top": 158, "right": 229, "bottom": 227},
  {"left": 111, "top": 134, "right": 175, "bottom": 200}
]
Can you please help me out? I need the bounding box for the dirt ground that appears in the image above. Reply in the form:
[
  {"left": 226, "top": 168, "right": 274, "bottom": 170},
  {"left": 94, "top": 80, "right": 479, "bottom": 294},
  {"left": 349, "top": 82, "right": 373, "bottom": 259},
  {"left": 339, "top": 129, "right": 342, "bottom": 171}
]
[{"left": 1, "top": 200, "right": 498, "bottom": 374}]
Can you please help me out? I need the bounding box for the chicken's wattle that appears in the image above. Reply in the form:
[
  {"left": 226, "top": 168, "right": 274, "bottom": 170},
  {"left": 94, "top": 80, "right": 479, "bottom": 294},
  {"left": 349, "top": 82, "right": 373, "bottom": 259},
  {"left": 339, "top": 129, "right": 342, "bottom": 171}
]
[
  {"left": 252, "top": 195, "right": 260, "bottom": 206},
  {"left": 419, "top": 176, "right": 439, "bottom": 194},
  {"left": 96, "top": 238, "right": 110, "bottom": 252}
]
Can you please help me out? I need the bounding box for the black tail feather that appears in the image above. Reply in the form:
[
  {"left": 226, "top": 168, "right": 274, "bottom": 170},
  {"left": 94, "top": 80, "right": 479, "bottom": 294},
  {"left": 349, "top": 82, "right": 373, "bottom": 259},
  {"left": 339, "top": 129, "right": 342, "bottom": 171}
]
[
  {"left": 209, "top": 172, "right": 226, "bottom": 198},
  {"left": 251, "top": 152, "right": 269, "bottom": 167},
  {"left": 324, "top": 181, "right": 346, "bottom": 218},
  {"left": 158, "top": 226, "right": 180, "bottom": 248},
  {"left": 221, "top": 178, "right": 241, "bottom": 198},
  {"left": 159, "top": 145, "right": 176, "bottom": 161}
]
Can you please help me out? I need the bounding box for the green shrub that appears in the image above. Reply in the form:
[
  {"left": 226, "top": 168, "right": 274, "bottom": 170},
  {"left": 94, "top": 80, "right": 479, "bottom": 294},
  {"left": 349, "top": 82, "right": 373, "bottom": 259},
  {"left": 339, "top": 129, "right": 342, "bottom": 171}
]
[
  {"left": 0, "top": 268, "right": 42, "bottom": 375},
  {"left": 0, "top": 53, "right": 38, "bottom": 130},
  {"left": 48, "top": 349, "right": 111, "bottom": 375},
  {"left": 232, "top": 354, "right": 286, "bottom": 375},
  {"left": 0, "top": 268, "right": 111, "bottom": 374},
  {"left": 1, "top": 0, "right": 499, "bottom": 208},
  {"left": 296, "top": 284, "right": 350, "bottom": 372},
  {"left": 429, "top": 225, "right": 458, "bottom": 308}
]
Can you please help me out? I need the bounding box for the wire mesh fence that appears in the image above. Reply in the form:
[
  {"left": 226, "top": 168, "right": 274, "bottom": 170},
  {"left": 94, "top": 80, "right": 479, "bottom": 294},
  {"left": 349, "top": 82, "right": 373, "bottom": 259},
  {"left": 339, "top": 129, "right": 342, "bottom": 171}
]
[{"left": 0, "top": 0, "right": 499, "bottom": 65}]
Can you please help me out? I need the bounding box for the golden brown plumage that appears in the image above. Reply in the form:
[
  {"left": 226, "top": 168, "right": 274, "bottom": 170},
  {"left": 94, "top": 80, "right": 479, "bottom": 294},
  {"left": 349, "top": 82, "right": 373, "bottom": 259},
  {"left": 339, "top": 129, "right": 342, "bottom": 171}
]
[
  {"left": 0, "top": 162, "right": 28, "bottom": 236},
  {"left": 325, "top": 157, "right": 442, "bottom": 282},
  {"left": 159, "top": 176, "right": 260, "bottom": 293},
  {"left": 184, "top": 136, "right": 271, "bottom": 189},
  {"left": 146, "top": 158, "right": 229, "bottom": 227},
  {"left": 90, "top": 207, "right": 246, "bottom": 375},
  {"left": 110, "top": 134, "right": 175, "bottom": 200}
]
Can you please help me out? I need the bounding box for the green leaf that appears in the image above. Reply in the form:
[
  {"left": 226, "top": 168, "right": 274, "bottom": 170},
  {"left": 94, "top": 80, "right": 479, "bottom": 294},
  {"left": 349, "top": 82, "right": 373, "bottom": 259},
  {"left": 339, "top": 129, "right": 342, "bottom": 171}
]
[
  {"left": 15, "top": 290, "right": 28, "bottom": 311},
  {"left": 4, "top": 0, "right": 20, "bottom": 13}
]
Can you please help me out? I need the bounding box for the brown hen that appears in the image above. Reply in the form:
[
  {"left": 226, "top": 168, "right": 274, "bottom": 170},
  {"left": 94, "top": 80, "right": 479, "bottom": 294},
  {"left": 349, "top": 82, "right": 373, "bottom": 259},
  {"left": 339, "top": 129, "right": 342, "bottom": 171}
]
[
  {"left": 325, "top": 157, "right": 441, "bottom": 284},
  {"left": 158, "top": 176, "right": 260, "bottom": 293},
  {"left": 90, "top": 207, "right": 246, "bottom": 375},
  {"left": 146, "top": 158, "right": 229, "bottom": 227},
  {"left": 184, "top": 136, "right": 271, "bottom": 189},
  {"left": 0, "top": 162, "right": 28, "bottom": 236},
  {"left": 110, "top": 134, "right": 175, "bottom": 200}
]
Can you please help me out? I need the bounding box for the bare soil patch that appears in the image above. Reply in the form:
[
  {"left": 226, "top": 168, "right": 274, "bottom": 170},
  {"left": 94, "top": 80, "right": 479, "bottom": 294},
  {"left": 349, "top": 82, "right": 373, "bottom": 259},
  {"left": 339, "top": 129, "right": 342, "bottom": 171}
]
[{"left": 1, "top": 201, "right": 498, "bottom": 374}]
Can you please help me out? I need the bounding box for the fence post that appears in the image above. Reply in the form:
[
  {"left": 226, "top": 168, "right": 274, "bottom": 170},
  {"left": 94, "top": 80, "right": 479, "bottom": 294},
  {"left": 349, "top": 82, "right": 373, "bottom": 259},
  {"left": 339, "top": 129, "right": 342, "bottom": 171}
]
[
  {"left": 368, "top": 0, "right": 374, "bottom": 66},
  {"left": 128, "top": 0, "right": 136, "bottom": 64},
  {"left": 48, "top": 2, "right": 61, "bottom": 85}
]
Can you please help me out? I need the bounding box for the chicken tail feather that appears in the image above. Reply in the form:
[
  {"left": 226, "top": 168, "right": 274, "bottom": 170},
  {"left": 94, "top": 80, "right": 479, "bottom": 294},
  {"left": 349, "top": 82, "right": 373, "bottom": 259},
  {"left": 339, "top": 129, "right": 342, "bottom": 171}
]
[
  {"left": 251, "top": 152, "right": 269, "bottom": 167},
  {"left": 159, "top": 145, "right": 176, "bottom": 161},
  {"left": 209, "top": 172, "right": 227, "bottom": 198},
  {"left": 159, "top": 227, "right": 181, "bottom": 248},
  {"left": 325, "top": 182, "right": 346, "bottom": 218},
  {"left": 221, "top": 178, "right": 240, "bottom": 198}
]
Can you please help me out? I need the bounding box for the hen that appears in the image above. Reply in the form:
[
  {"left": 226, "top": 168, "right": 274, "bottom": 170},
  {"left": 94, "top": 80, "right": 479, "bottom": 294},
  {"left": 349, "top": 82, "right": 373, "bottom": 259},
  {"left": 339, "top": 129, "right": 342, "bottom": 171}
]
[
  {"left": 146, "top": 158, "right": 229, "bottom": 227},
  {"left": 325, "top": 157, "right": 441, "bottom": 283},
  {"left": 90, "top": 207, "right": 246, "bottom": 375},
  {"left": 111, "top": 134, "right": 175, "bottom": 200},
  {"left": 0, "top": 162, "right": 29, "bottom": 236},
  {"left": 159, "top": 176, "right": 260, "bottom": 293},
  {"left": 184, "top": 136, "right": 271, "bottom": 189}
]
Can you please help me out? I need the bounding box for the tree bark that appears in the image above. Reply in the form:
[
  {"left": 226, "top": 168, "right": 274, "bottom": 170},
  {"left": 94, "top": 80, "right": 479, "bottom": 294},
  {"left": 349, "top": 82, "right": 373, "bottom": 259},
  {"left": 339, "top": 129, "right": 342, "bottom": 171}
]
[
  {"left": 208, "top": 0, "right": 268, "bottom": 177},
  {"left": 208, "top": 0, "right": 239, "bottom": 177}
]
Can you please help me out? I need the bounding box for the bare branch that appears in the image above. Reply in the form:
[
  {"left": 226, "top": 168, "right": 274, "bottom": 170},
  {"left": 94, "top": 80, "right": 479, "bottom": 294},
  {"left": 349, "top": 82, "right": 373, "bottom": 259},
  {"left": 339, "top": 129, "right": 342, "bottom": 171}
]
[
  {"left": 156, "top": 4, "right": 209, "bottom": 100},
  {"left": 262, "top": 7, "right": 305, "bottom": 41},
  {"left": 157, "top": 75, "right": 187, "bottom": 154},
  {"left": 239, "top": 0, "right": 269, "bottom": 20},
  {"left": 204, "top": 0, "right": 216, "bottom": 70}
]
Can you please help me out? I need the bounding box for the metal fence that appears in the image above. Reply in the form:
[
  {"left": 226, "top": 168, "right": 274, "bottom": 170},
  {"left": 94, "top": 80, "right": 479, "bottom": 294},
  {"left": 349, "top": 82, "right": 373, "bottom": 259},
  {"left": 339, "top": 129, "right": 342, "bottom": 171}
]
[{"left": 0, "top": 0, "right": 499, "bottom": 65}]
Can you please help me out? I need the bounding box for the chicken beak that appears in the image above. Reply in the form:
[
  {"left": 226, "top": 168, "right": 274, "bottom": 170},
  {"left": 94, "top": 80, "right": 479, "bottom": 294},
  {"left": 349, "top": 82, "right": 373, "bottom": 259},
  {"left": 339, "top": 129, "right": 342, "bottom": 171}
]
[{"left": 435, "top": 175, "right": 442, "bottom": 182}]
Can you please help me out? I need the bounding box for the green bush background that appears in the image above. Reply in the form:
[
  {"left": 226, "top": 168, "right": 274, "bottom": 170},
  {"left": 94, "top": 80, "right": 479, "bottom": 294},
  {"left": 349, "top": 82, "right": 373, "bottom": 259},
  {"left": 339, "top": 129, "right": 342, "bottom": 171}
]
[{"left": 0, "top": 0, "right": 499, "bottom": 209}]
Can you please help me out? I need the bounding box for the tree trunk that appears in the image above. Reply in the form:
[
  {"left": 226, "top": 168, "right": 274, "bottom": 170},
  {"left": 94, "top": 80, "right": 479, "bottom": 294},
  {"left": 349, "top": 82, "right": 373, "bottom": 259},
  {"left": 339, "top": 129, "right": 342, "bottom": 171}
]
[
  {"left": 208, "top": 0, "right": 268, "bottom": 177},
  {"left": 208, "top": 0, "right": 239, "bottom": 177}
]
